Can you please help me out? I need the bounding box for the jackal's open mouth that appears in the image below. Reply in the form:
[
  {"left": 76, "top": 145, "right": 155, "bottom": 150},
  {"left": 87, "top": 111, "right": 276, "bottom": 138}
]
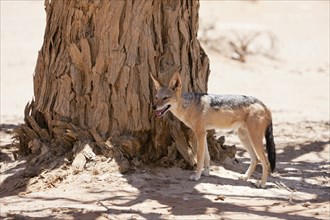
[{"left": 155, "top": 105, "right": 171, "bottom": 117}]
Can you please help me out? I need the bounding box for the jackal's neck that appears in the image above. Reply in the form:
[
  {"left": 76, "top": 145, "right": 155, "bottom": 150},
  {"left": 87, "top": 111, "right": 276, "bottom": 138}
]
[{"left": 169, "top": 92, "right": 193, "bottom": 122}]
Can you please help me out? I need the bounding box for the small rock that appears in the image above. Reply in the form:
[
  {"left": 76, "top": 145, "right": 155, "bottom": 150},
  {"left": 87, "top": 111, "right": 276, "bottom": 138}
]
[
  {"left": 215, "top": 195, "right": 225, "bottom": 201},
  {"left": 302, "top": 201, "right": 311, "bottom": 207}
]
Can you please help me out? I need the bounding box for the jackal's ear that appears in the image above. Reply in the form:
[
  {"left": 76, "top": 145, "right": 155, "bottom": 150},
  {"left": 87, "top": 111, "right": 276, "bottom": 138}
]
[
  {"left": 169, "top": 72, "right": 182, "bottom": 91},
  {"left": 150, "top": 73, "right": 162, "bottom": 91}
]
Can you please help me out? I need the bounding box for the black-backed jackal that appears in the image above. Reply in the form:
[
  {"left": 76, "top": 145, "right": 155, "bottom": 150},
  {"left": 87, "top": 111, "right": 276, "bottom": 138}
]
[{"left": 151, "top": 72, "right": 276, "bottom": 188}]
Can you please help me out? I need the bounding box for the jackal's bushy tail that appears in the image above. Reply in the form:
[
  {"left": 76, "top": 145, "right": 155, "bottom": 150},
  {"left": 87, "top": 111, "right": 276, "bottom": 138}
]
[{"left": 265, "top": 122, "right": 276, "bottom": 172}]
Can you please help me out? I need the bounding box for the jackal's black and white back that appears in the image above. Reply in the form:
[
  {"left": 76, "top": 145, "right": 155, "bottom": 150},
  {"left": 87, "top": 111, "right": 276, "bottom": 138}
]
[{"left": 182, "top": 93, "right": 266, "bottom": 110}]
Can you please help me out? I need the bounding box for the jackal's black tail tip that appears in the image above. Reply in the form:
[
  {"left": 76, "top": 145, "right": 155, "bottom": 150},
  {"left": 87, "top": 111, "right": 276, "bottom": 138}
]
[{"left": 265, "top": 122, "right": 276, "bottom": 172}]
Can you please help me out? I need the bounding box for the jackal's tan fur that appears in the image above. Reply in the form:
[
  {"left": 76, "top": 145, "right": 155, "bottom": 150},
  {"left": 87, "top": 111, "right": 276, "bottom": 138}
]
[{"left": 151, "top": 72, "right": 276, "bottom": 188}]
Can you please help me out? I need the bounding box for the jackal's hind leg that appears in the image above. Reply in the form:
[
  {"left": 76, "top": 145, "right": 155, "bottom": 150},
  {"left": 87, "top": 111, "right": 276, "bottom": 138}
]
[
  {"left": 246, "top": 124, "right": 270, "bottom": 188},
  {"left": 237, "top": 127, "right": 258, "bottom": 181}
]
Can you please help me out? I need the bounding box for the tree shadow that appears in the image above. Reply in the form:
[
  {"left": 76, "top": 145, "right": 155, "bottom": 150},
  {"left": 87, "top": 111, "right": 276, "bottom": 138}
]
[
  {"left": 0, "top": 124, "right": 18, "bottom": 133},
  {"left": 236, "top": 139, "right": 329, "bottom": 191},
  {"left": 1, "top": 124, "right": 329, "bottom": 219},
  {"left": 1, "top": 170, "right": 325, "bottom": 220}
]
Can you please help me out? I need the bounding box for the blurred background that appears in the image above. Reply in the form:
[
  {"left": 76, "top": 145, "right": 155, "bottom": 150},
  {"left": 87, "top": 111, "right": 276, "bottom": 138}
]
[
  {"left": 1, "top": 1, "right": 45, "bottom": 124},
  {"left": 1, "top": 0, "right": 329, "bottom": 124}
]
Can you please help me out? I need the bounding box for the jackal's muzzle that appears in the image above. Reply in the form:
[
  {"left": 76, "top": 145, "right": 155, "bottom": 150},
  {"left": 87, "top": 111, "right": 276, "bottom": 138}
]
[{"left": 153, "top": 105, "right": 171, "bottom": 117}]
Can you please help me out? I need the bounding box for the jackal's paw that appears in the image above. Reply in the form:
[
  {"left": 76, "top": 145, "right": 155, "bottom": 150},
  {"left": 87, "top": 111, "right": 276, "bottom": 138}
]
[
  {"left": 255, "top": 181, "right": 266, "bottom": 189},
  {"left": 202, "top": 167, "right": 210, "bottom": 176},
  {"left": 189, "top": 173, "right": 201, "bottom": 181},
  {"left": 238, "top": 174, "right": 249, "bottom": 181}
]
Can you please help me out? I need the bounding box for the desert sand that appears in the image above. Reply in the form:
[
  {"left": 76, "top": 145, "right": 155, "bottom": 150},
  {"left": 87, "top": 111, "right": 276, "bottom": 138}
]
[{"left": 1, "top": 1, "right": 329, "bottom": 219}]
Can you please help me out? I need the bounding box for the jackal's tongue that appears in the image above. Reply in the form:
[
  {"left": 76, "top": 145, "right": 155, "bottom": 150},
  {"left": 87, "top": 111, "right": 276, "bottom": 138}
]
[
  {"left": 155, "top": 105, "right": 170, "bottom": 117},
  {"left": 155, "top": 110, "right": 163, "bottom": 117}
]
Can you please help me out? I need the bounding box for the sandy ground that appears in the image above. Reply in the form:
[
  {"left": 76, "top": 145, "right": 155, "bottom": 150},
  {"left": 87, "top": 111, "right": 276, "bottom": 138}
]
[{"left": 1, "top": 1, "right": 329, "bottom": 220}]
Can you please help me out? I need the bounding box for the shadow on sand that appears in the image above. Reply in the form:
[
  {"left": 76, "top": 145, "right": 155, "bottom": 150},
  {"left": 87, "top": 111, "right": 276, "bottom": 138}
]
[{"left": 1, "top": 122, "right": 329, "bottom": 219}]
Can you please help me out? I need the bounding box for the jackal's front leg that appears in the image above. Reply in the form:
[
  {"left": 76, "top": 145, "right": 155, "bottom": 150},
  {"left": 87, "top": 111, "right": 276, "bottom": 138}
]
[
  {"left": 190, "top": 132, "right": 207, "bottom": 181},
  {"left": 203, "top": 142, "right": 210, "bottom": 177}
]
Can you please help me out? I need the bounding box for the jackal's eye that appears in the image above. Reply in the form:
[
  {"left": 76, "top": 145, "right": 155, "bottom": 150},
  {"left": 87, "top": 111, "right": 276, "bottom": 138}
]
[{"left": 162, "top": 96, "right": 169, "bottom": 100}]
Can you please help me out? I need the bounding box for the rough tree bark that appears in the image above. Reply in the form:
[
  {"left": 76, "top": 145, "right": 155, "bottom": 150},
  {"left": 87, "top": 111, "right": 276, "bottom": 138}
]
[{"left": 16, "top": 0, "right": 235, "bottom": 173}]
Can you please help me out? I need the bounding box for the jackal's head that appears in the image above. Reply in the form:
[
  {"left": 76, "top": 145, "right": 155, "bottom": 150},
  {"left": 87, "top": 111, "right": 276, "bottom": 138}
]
[{"left": 150, "top": 72, "right": 182, "bottom": 117}]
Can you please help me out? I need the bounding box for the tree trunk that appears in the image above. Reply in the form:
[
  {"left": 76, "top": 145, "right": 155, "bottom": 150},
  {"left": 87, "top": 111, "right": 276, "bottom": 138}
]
[{"left": 16, "top": 0, "right": 235, "bottom": 172}]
